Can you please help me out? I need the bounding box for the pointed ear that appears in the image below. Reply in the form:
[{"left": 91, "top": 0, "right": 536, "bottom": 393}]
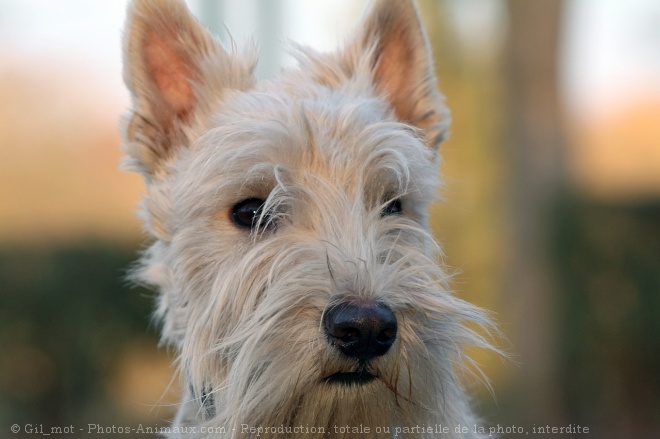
[
  {"left": 121, "top": 0, "right": 255, "bottom": 177},
  {"left": 349, "top": 0, "right": 449, "bottom": 148}
]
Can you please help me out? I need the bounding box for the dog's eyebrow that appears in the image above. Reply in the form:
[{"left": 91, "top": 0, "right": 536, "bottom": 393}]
[{"left": 232, "top": 165, "right": 278, "bottom": 198}]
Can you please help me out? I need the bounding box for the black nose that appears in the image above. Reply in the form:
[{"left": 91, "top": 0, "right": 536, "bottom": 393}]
[{"left": 323, "top": 301, "right": 397, "bottom": 361}]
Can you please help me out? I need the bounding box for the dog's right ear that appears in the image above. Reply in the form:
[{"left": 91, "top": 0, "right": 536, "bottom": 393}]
[
  {"left": 121, "top": 0, "right": 256, "bottom": 178},
  {"left": 343, "top": 0, "right": 449, "bottom": 149}
]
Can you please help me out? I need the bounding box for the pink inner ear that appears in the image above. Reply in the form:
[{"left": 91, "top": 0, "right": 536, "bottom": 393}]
[
  {"left": 144, "top": 31, "right": 195, "bottom": 116},
  {"left": 375, "top": 36, "right": 416, "bottom": 123}
]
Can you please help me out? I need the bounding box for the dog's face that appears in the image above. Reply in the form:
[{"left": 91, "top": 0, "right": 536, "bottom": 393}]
[{"left": 122, "top": 0, "right": 489, "bottom": 434}]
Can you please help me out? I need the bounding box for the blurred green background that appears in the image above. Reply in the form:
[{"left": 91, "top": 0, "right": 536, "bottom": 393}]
[{"left": 1, "top": 0, "right": 659, "bottom": 438}]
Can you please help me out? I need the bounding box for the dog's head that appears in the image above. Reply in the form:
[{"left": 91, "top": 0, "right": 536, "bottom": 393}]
[{"left": 122, "top": 0, "right": 491, "bottom": 434}]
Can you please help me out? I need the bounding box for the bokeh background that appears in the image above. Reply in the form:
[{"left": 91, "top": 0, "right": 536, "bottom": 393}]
[{"left": 1, "top": 0, "right": 659, "bottom": 437}]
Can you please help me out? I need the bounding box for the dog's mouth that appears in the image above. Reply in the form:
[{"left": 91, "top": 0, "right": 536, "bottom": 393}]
[{"left": 324, "top": 367, "right": 377, "bottom": 386}]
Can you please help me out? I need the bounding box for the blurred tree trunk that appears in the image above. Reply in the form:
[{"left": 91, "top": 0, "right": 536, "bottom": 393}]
[{"left": 503, "top": 0, "right": 566, "bottom": 425}]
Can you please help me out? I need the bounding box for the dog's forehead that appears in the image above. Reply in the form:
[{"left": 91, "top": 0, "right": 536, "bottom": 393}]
[
  {"left": 224, "top": 76, "right": 389, "bottom": 138},
  {"left": 198, "top": 77, "right": 432, "bottom": 177}
]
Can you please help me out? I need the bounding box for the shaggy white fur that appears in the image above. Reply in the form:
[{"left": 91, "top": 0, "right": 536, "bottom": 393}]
[{"left": 121, "top": 0, "right": 496, "bottom": 437}]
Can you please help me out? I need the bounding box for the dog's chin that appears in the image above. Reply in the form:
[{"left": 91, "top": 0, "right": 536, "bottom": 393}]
[{"left": 324, "top": 370, "right": 377, "bottom": 386}]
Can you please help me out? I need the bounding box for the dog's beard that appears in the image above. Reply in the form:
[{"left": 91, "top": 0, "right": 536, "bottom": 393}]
[
  {"left": 253, "top": 380, "right": 406, "bottom": 439},
  {"left": 204, "top": 362, "right": 435, "bottom": 439}
]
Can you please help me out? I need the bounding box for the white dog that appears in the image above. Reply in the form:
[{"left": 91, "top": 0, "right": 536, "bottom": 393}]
[{"left": 121, "top": 0, "right": 495, "bottom": 437}]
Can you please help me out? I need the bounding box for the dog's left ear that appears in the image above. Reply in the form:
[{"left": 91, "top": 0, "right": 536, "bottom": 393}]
[
  {"left": 348, "top": 0, "right": 449, "bottom": 148},
  {"left": 121, "top": 0, "right": 256, "bottom": 178}
]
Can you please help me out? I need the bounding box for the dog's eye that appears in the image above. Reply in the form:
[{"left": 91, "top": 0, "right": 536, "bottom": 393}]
[
  {"left": 381, "top": 199, "right": 403, "bottom": 217},
  {"left": 232, "top": 198, "right": 266, "bottom": 229}
]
